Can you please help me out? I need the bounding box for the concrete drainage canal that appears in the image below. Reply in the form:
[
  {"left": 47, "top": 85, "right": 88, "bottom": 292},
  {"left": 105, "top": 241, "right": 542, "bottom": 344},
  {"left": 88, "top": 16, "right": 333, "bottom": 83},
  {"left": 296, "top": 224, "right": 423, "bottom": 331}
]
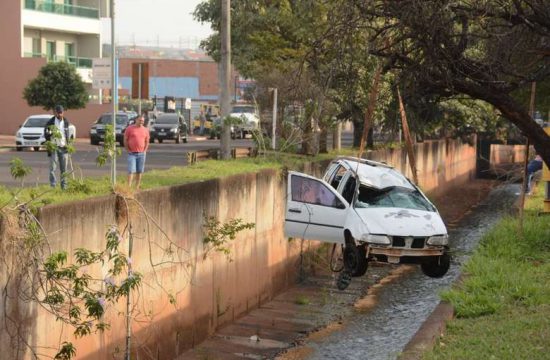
[{"left": 181, "top": 183, "right": 519, "bottom": 360}]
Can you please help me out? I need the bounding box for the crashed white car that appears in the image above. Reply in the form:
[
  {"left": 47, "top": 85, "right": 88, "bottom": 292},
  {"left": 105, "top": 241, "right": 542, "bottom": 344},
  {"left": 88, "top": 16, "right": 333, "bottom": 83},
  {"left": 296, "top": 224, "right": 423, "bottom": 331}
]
[{"left": 285, "top": 157, "right": 450, "bottom": 288}]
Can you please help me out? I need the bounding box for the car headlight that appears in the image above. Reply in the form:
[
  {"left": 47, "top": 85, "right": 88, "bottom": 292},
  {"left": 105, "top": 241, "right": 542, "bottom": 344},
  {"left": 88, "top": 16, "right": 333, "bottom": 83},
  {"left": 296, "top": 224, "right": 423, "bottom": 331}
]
[
  {"left": 171, "top": 128, "right": 178, "bottom": 132},
  {"left": 16, "top": 131, "right": 21, "bottom": 138},
  {"left": 90, "top": 129, "right": 97, "bottom": 134},
  {"left": 361, "top": 234, "right": 390, "bottom": 245},
  {"left": 427, "top": 235, "right": 449, "bottom": 246}
]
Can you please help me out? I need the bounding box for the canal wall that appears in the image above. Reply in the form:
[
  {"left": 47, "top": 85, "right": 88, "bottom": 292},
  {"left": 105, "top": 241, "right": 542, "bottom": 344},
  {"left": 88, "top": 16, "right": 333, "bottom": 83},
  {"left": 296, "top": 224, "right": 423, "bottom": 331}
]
[{"left": 0, "top": 138, "right": 506, "bottom": 359}]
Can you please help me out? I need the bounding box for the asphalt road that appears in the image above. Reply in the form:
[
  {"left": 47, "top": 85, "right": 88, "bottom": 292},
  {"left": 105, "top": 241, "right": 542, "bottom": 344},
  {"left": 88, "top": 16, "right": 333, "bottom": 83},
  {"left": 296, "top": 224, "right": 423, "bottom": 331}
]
[{"left": 0, "top": 138, "right": 254, "bottom": 187}]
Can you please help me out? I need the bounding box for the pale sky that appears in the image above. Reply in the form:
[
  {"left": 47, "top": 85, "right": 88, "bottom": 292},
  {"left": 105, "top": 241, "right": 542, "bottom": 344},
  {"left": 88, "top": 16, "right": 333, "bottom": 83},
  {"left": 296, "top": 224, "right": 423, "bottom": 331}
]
[{"left": 102, "top": 0, "right": 213, "bottom": 48}]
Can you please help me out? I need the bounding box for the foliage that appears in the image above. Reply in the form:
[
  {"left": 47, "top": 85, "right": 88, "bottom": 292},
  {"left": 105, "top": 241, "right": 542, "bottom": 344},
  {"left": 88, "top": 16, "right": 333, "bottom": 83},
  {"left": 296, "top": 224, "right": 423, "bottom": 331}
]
[
  {"left": 45, "top": 124, "right": 76, "bottom": 155},
  {"left": 96, "top": 124, "right": 120, "bottom": 167},
  {"left": 10, "top": 157, "right": 32, "bottom": 187},
  {"left": 23, "top": 62, "right": 88, "bottom": 111},
  {"left": 360, "top": 0, "right": 550, "bottom": 164},
  {"left": 202, "top": 214, "right": 255, "bottom": 261}
]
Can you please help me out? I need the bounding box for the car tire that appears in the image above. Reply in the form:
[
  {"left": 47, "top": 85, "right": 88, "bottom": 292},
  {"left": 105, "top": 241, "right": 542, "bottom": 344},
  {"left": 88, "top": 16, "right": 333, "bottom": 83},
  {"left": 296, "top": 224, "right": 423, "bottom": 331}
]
[
  {"left": 149, "top": 137, "right": 154, "bottom": 144},
  {"left": 91, "top": 139, "right": 99, "bottom": 145},
  {"left": 158, "top": 139, "right": 163, "bottom": 144},
  {"left": 33, "top": 146, "right": 40, "bottom": 152},
  {"left": 176, "top": 134, "right": 181, "bottom": 144},
  {"left": 421, "top": 252, "right": 451, "bottom": 278},
  {"left": 118, "top": 139, "right": 124, "bottom": 147},
  {"left": 16, "top": 146, "right": 23, "bottom": 152},
  {"left": 344, "top": 245, "right": 368, "bottom": 277},
  {"left": 183, "top": 137, "right": 188, "bottom": 143}
]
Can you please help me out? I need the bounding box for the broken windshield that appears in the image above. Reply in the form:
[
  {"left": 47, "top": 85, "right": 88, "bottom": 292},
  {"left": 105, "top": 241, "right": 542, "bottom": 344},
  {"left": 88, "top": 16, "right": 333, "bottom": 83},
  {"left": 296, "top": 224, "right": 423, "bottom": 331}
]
[{"left": 355, "top": 186, "right": 435, "bottom": 212}]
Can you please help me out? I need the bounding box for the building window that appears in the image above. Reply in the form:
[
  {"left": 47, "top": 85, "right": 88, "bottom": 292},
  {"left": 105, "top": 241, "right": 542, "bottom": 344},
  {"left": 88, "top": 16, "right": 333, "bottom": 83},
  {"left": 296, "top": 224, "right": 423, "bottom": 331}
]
[
  {"left": 46, "top": 41, "right": 56, "bottom": 61},
  {"left": 32, "top": 38, "right": 41, "bottom": 57},
  {"left": 65, "top": 43, "right": 74, "bottom": 64}
]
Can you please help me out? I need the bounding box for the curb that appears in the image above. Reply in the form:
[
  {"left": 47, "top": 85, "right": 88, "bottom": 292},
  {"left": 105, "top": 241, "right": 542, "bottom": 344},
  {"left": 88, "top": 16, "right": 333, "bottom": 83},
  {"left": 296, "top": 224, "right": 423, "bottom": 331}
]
[
  {"left": 399, "top": 301, "right": 454, "bottom": 359},
  {"left": 0, "top": 146, "right": 13, "bottom": 153}
]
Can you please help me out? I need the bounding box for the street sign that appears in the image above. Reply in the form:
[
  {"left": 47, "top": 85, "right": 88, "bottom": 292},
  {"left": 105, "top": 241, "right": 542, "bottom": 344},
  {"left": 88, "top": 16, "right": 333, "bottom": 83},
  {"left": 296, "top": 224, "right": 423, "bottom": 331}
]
[
  {"left": 185, "top": 98, "right": 192, "bottom": 110},
  {"left": 92, "top": 58, "right": 112, "bottom": 89}
]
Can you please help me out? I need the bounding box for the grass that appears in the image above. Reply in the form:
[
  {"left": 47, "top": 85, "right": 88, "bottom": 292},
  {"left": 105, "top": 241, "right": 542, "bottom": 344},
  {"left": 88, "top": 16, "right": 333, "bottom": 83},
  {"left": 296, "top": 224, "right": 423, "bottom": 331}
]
[
  {"left": 0, "top": 151, "right": 340, "bottom": 208},
  {"left": 423, "top": 182, "right": 550, "bottom": 359}
]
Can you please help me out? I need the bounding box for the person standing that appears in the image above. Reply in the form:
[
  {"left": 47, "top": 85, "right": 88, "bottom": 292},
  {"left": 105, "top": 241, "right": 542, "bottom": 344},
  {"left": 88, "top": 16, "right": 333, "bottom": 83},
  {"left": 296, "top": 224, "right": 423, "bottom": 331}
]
[
  {"left": 199, "top": 110, "right": 207, "bottom": 135},
  {"left": 44, "top": 105, "right": 71, "bottom": 190},
  {"left": 124, "top": 114, "right": 149, "bottom": 189},
  {"left": 525, "top": 154, "right": 543, "bottom": 194}
]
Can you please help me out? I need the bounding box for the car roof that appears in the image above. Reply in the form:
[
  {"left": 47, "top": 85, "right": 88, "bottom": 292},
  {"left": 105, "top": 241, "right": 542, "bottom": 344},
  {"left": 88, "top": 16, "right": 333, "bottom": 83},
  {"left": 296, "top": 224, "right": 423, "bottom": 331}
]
[
  {"left": 336, "top": 157, "right": 414, "bottom": 190},
  {"left": 26, "top": 114, "right": 52, "bottom": 119}
]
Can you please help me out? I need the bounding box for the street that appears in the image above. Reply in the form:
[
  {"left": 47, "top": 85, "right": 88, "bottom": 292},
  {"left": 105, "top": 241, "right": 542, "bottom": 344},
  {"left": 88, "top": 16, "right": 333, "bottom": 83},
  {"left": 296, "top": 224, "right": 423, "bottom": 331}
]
[{"left": 0, "top": 138, "right": 254, "bottom": 187}]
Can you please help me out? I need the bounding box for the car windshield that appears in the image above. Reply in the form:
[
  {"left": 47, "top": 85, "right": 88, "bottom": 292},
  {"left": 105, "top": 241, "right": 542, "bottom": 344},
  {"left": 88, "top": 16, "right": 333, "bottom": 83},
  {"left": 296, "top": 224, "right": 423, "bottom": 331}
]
[
  {"left": 24, "top": 117, "right": 49, "bottom": 127},
  {"left": 355, "top": 186, "right": 435, "bottom": 212},
  {"left": 156, "top": 116, "right": 179, "bottom": 124},
  {"left": 97, "top": 114, "right": 128, "bottom": 125},
  {"left": 231, "top": 106, "right": 255, "bottom": 113}
]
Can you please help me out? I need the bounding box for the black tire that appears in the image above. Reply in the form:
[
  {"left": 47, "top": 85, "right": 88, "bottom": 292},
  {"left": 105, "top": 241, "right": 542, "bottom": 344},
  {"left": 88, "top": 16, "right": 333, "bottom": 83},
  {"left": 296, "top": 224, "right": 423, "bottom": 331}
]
[
  {"left": 16, "top": 146, "right": 23, "bottom": 152},
  {"left": 149, "top": 137, "right": 154, "bottom": 143},
  {"left": 421, "top": 253, "right": 451, "bottom": 278},
  {"left": 158, "top": 139, "right": 163, "bottom": 144},
  {"left": 183, "top": 137, "right": 188, "bottom": 143},
  {"left": 231, "top": 132, "right": 236, "bottom": 140},
  {"left": 91, "top": 139, "right": 99, "bottom": 145},
  {"left": 344, "top": 245, "right": 368, "bottom": 277},
  {"left": 33, "top": 146, "right": 40, "bottom": 152},
  {"left": 176, "top": 134, "right": 181, "bottom": 144},
  {"left": 118, "top": 139, "right": 124, "bottom": 147}
]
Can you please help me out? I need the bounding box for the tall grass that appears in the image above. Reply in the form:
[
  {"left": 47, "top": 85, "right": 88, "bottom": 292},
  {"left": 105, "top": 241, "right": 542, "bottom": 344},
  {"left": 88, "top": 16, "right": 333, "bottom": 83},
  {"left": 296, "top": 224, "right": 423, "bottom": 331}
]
[{"left": 424, "top": 183, "right": 550, "bottom": 359}]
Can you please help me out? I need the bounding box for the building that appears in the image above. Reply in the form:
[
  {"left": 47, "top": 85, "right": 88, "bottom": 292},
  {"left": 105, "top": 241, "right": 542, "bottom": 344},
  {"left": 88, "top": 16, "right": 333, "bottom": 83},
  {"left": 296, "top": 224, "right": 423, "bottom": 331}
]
[
  {"left": 0, "top": 1, "right": 234, "bottom": 138},
  {"left": 1, "top": 0, "right": 111, "bottom": 137}
]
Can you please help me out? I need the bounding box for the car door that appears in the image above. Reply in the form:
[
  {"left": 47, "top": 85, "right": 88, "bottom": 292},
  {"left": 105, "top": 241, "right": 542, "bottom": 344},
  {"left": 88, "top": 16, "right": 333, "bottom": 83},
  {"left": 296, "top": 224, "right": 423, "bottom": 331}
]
[{"left": 285, "top": 171, "right": 349, "bottom": 244}]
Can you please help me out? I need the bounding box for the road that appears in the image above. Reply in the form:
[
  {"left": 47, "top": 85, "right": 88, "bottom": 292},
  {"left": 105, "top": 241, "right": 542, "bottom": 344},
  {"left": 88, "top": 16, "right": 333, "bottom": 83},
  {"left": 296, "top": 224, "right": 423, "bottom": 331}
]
[{"left": 0, "top": 138, "right": 254, "bottom": 187}]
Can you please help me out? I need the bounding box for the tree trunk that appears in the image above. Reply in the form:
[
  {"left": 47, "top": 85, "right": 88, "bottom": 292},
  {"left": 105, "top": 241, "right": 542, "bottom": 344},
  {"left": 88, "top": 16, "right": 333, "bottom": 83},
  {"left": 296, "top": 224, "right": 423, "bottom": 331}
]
[
  {"left": 319, "top": 125, "right": 328, "bottom": 153},
  {"left": 333, "top": 122, "right": 342, "bottom": 151}
]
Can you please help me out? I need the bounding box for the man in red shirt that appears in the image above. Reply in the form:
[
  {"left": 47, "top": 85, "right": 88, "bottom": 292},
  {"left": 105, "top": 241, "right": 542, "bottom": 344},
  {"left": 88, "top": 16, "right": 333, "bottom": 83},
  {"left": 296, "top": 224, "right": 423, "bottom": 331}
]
[{"left": 124, "top": 115, "right": 150, "bottom": 189}]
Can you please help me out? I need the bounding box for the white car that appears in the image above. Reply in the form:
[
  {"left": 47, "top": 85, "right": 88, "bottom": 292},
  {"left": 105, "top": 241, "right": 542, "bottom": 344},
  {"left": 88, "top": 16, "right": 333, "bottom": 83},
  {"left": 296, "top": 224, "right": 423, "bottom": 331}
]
[
  {"left": 229, "top": 104, "right": 260, "bottom": 139},
  {"left": 285, "top": 157, "right": 450, "bottom": 289},
  {"left": 15, "top": 114, "right": 76, "bottom": 151}
]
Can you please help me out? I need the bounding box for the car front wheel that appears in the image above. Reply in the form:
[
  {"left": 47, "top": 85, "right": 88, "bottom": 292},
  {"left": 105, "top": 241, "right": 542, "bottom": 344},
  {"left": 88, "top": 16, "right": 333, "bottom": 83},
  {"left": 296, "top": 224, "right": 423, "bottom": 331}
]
[
  {"left": 421, "top": 252, "right": 451, "bottom": 278},
  {"left": 33, "top": 146, "right": 40, "bottom": 152},
  {"left": 344, "top": 244, "right": 368, "bottom": 277}
]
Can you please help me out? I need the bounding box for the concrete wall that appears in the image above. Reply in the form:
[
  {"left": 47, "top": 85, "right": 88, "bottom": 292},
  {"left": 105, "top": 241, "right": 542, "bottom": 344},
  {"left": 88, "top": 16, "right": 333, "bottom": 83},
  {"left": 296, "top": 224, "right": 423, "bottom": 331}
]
[{"left": 0, "top": 139, "right": 479, "bottom": 359}]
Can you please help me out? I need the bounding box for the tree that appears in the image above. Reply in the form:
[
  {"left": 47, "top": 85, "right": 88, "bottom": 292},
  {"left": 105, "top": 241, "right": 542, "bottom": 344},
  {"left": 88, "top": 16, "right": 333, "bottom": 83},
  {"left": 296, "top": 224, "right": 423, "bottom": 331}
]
[
  {"left": 23, "top": 61, "right": 88, "bottom": 111},
  {"left": 358, "top": 0, "right": 550, "bottom": 165}
]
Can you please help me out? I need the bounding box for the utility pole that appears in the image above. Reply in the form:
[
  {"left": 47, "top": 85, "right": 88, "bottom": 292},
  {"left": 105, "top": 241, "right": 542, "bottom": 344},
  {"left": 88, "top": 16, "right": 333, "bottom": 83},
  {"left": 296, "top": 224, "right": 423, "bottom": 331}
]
[
  {"left": 110, "top": 0, "right": 117, "bottom": 187},
  {"left": 219, "top": 0, "right": 231, "bottom": 159},
  {"left": 271, "top": 88, "right": 278, "bottom": 150}
]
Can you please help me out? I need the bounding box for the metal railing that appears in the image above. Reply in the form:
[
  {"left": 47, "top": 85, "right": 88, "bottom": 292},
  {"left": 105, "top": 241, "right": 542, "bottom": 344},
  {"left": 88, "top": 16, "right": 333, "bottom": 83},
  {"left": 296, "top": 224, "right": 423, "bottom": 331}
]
[
  {"left": 24, "top": 0, "right": 99, "bottom": 19},
  {"left": 23, "top": 53, "right": 93, "bottom": 68}
]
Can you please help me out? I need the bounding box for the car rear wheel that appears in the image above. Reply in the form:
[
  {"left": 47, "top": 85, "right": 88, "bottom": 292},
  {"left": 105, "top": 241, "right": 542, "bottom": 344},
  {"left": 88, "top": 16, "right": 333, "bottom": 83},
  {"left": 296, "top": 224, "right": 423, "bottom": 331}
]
[
  {"left": 158, "top": 139, "right": 163, "bottom": 144},
  {"left": 421, "top": 253, "right": 451, "bottom": 278},
  {"left": 344, "top": 245, "right": 368, "bottom": 277},
  {"left": 33, "top": 146, "right": 40, "bottom": 152}
]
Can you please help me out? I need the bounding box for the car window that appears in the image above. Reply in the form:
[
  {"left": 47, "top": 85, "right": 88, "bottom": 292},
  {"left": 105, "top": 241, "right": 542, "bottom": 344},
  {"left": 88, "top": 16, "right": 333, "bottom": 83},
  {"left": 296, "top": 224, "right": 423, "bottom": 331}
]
[
  {"left": 341, "top": 175, "right": 357, "bottom": 203},
  {"left": 355, "top": 186, "right": 435, "bottom": 211},
  {"left": 24, "top": 117, "right": 49, "bottom": 127},
  {"left": 291, "top": 175, "right": 341, "bottom": 207},
  {"left": 331, "top": 166, "right": 348, "bottom": 190},
  {"left": 97, "top": 114, "right": 128, "bottom": 125},
  {"left": 156, "top": 116, "right": 179, "bottom": 124}
]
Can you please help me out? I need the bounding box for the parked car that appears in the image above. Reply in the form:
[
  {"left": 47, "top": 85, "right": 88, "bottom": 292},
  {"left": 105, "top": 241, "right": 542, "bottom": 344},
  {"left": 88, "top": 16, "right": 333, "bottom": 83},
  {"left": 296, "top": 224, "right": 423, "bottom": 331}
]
[
  {"left": 285, "top": 157, "right": 450, "bottom": 288},
  {"left": 209, "top": 116, "right": 236, "bottom": 140},
  {"left": 15, "top": 114, "right": 76, "bottom": 151},
  {"left": 150, "top": 113, "right": 188, "bottom": 143},
  {"left": 230, "top": 103, "right": 260, "bottom": 139},
  {"left": 89, "top": 112, "right": 135, "bottom": 146}
]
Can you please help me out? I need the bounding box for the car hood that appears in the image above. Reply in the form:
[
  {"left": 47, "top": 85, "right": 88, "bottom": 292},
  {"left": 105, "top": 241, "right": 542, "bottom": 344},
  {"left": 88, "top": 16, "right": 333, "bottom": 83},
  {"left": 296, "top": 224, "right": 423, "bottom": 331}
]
[
  {"left": 354, "top": 207, "right": 447, "bottom": 237},
  {"left": 230, "top": 113, "right": 259, "bottom": 124},
  {"left": 153, "top": 124, "right": 178, "bottom": 129}
]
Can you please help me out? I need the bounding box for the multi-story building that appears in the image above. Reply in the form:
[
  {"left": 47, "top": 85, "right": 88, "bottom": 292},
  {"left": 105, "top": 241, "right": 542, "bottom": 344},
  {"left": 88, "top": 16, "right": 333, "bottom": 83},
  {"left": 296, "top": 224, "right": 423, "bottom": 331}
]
[{"left": 1, "top": 0, "right": 111, "bottom": 137}]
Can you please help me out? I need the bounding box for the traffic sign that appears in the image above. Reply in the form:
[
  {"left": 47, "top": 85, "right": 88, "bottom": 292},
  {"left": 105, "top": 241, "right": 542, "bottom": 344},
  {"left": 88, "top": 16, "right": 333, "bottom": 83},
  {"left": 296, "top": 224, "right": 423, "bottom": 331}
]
[{"left": 92, "top": 58, "right": 112, "bottom": 89}]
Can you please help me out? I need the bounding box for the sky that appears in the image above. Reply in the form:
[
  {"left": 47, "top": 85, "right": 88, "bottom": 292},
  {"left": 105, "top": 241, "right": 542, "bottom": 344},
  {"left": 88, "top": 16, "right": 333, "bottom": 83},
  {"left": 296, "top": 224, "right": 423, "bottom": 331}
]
[{"left": 102, "top": 0, "right": 213, "bottom": 49}]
